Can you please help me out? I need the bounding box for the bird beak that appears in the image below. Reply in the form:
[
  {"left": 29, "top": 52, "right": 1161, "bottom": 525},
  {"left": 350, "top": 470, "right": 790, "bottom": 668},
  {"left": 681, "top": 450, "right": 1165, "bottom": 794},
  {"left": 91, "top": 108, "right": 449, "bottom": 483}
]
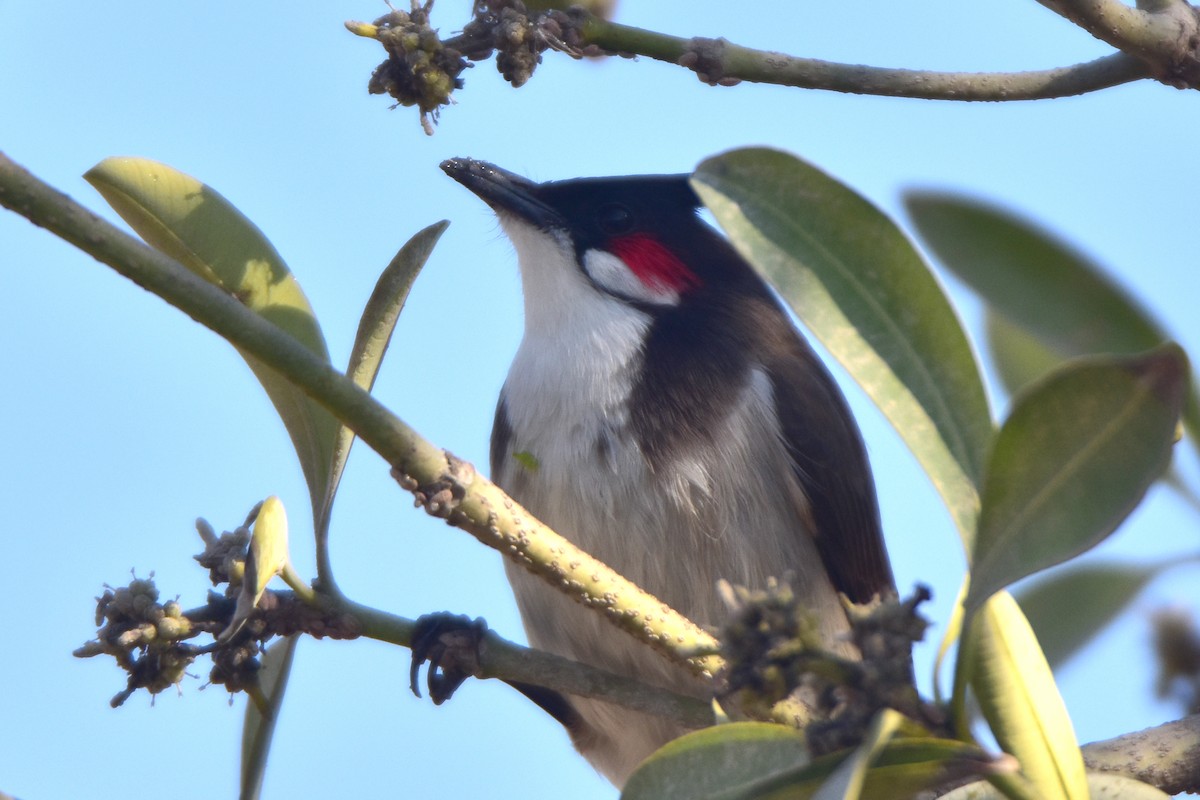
[{"left": 441, "top": 158, "right": 563, "bottom": 229}]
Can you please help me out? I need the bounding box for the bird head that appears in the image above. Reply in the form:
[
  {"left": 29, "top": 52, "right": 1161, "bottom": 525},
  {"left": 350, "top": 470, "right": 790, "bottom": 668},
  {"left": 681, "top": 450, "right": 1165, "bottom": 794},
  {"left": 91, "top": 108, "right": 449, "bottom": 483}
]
[{"left": 440, "top": 157, "right": 759, "bottom": 313}]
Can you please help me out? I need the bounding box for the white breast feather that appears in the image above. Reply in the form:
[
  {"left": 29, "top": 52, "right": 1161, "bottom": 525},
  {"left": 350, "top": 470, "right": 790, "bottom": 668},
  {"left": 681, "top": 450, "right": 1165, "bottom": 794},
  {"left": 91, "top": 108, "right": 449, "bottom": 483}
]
[{"left": 493, "top": 215, "right": 849, "bottom": 785}]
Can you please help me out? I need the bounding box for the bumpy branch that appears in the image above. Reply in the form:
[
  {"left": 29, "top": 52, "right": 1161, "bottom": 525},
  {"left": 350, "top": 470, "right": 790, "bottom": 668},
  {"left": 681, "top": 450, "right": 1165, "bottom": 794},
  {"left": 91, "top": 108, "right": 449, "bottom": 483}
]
[
  {"left": 0, "top": 151, "right": 722, "bottom": 681},
  {"left": 1083, "top": 713, "right": 1200, "bottom": 794},
  {"left": 1036, "top": 0, "right": 1200, "bottom": 87}
]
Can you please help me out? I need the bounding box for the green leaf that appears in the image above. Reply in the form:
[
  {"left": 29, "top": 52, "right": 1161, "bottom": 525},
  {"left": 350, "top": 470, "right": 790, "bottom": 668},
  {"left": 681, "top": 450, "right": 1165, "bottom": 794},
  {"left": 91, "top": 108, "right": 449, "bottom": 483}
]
[
  {"left": 240, "top": 635, "right": 299, "bottom": 800},
  {"left": 755, "top": 738, "right": 998, "bottom": 800},
  {"left": 904, "top": 190, "right": 1200, "bottom": 451},
  {"left": 317, "top": 220, "right": 448, "bottom": 533},
  {"left": 693, "top": 148, "right": 992, "bottom": 547},
  {"left": 85, "top": 158, "right": 338, "bottom": 519},
  {"left": 623, "top": 722, "right": 997, "bottom": 800},
  {"left": 987, "top": 311, "right": 1200, "bottom": 522},
  {"left": 621, "top": 722, "right": 808, "bottom": 800},
  {"left": 985, "top": 311, "right": 1063, "bottom": 399},
  {"left": 812, "top": 709, "right": 902, "bottom": 800},
  {"left": 935, "top": 578, "right": 969, "bottom": 706},
  {"left": 1016, "top": 560, "right": 1174, "bottom": 672},
  {"left": 958, "top": 592, "right": 1088, "bottom": 800},
  {"left": 966, "top": 346, "right": 1188, "bottom": 611}
]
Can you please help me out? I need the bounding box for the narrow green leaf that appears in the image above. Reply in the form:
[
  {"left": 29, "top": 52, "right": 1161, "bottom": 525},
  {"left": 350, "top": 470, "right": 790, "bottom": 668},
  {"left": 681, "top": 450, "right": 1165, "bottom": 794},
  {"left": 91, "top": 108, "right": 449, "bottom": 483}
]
[
  {"left": 904, "top": 190, "right": 1200, "bottom": 450},
  {"left": 621, "top": 722, "right": 808, "bottom": 800},
  {"left": 966, "top": 346, "right": 1188, "bottom": 611},
  {"left": 812, "top": 709, "right": 902, "bottom": 800},
  {"left": 1016, "top": 560, "right": 1176, "bottom": 672},
  {"left": 318, "top": 220, "right": 449, "bottom": 531},
  {"left": 85, "top": 158, "right": 338, "bottom": 518},
  {"left": 693, "top": 148, "right": 992, "bottom": 547},
  {"left": 240, "top": 635, "right": 299, "bottom": 800},
  {"left": 936, "top": 577, "right": 969, "bottom": 707},
  {"left": 959, "top": 592, "right": 1087, "bottom": 800}
]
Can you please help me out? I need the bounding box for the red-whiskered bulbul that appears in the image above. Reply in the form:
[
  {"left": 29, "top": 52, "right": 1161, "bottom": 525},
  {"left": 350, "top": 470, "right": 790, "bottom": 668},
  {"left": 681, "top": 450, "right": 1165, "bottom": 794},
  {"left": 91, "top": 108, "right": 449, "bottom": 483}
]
[{"left": 441, "top": 157, "right": 895, "bottom": 786}]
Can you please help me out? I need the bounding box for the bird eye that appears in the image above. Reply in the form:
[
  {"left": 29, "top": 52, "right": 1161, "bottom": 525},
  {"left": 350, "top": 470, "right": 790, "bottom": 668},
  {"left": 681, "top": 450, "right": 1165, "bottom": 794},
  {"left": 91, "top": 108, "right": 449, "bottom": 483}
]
[{"left": 597, "top": 203, "right": 634, "bottom": 235}]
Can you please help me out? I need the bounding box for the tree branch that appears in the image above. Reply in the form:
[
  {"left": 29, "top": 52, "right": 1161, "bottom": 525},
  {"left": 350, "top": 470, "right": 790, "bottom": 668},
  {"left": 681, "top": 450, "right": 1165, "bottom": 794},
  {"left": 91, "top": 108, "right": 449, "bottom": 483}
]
[
  {"left": 1083, "top": 713, "right": 1200, "bottom": 794},
  {"left": 1034, "top": 0, "right": 1200, "bottom": 87},
  {"left": 341, "top": 598, "right": 714, "bottom": 728},
  {"left": 0, "top": 151, "right": 723, "bottom": 679},
  {"left": 573, "top": 15, "right": 1150, "bottom": 100}
]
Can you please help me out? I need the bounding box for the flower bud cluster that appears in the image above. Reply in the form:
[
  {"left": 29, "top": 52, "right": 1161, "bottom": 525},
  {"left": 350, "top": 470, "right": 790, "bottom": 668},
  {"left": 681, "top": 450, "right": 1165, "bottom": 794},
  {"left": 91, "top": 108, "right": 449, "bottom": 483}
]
[
  {"left": 367, "top": 3, "right": 470, "bottom": 134},
  {"left": 75, "top": 573, "right": 202, "bottom": 707}
]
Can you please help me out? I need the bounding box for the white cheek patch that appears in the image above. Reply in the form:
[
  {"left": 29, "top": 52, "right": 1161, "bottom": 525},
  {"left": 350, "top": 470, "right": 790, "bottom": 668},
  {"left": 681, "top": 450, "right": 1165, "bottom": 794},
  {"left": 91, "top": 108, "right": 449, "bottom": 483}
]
[{"left": 582, "top": 248, "right": 680, "bottom": 306}]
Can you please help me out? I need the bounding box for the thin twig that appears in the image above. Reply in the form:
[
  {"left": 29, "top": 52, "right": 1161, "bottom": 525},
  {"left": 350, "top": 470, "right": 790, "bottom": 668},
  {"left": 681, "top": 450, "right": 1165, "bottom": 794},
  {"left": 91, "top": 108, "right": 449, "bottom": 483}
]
[
  {"left": 576, "top": 16, "right": 1151, "bottom": 100},
  {"left": 339, "top": 598, "right": 714, "bottom": 727}
]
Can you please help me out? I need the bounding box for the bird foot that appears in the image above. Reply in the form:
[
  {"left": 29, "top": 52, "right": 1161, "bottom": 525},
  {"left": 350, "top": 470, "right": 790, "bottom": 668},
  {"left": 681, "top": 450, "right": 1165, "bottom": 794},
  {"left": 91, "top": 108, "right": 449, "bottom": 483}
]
[{"left": 409, "top": 612, "right": 489, "bottom": 705}]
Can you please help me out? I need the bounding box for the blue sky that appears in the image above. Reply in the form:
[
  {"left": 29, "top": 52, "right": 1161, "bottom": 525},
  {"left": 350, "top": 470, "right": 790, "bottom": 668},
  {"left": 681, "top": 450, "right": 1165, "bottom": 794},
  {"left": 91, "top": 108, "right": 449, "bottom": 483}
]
[{"left": 2, "top": 2, "right": 1198, "bottom": 798}]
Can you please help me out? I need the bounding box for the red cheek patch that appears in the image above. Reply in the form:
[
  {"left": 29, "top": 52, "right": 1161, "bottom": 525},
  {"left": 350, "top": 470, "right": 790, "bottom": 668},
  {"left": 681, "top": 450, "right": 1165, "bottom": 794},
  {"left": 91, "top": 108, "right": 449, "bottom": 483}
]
[{"left": 609, "top": 234, "right": 703, "bottom": 294}]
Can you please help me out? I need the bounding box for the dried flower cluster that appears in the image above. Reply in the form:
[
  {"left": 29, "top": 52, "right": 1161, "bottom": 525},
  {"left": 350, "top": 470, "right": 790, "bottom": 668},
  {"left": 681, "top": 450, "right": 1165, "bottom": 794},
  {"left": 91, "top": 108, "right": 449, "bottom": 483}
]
[
  {"left": 719, "top": 579, "right": 940, "bottom": 755},
  {"left": 75, "top": 513, "right": 360, "bottom": 707}
]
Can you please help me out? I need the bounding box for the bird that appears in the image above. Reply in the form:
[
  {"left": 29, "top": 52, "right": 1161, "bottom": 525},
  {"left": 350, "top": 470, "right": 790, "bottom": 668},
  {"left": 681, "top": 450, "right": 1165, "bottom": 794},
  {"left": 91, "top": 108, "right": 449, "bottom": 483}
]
[{"left": 441, "top": 157, "right": 896, "bottom": 787}]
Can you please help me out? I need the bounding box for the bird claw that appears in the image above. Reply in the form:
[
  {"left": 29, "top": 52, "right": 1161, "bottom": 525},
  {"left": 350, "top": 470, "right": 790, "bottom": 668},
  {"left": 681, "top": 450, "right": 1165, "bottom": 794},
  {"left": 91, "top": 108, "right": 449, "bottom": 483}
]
[{"left": 409, "top": 613, "right": 489, "bottom": 705}]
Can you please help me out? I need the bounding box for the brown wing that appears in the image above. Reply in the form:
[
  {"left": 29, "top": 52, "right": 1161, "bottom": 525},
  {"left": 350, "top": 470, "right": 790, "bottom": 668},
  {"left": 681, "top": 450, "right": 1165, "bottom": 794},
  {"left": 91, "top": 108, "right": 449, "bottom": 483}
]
[{"left": 766, "top": 340, "right": 895, "bottom": 604}]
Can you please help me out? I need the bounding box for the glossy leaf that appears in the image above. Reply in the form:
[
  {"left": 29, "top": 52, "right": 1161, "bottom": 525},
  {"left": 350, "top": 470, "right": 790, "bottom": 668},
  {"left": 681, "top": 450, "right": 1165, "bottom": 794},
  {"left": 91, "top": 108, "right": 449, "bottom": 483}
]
[
  {"left": 1016, "top": 560, "right": 1173, "bottom": 672},
  {"left": 693, "top": 148, "right": 993, "bottom": 546},
  {"left": 85, "top": 158, "right": 338, "bottom": 517},
  {"left": 241, "top": 635, "right": 299, "bottom": 800},
  {"left": 959, "top": 591, "right": 1087, "bottom": 800},
  {"left": 966, "top": 346, "right": 1187, "bottom": 611},
  {"left": 317, "top": 220, "right": 449, "bottom": 532},
  {"left": 621, "top": 722, "right": 808, "bottom": 800},
  {"left": 904, "top": 190, "right": 1200, "bottom": 449}
]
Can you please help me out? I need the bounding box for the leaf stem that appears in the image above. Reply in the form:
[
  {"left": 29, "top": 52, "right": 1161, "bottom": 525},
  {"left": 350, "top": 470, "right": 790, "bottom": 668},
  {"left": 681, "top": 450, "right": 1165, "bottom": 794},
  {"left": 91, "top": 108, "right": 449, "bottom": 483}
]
[{"left": 280, "top": 563, "right": 318, "bottom": 605}]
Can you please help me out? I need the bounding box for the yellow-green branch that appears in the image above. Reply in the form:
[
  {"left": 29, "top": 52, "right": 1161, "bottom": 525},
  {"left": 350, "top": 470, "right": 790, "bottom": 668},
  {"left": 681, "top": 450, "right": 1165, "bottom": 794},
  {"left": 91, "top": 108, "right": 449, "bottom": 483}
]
[{"left": 0, "top": 151, "right": 723, "bottom": 682}]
